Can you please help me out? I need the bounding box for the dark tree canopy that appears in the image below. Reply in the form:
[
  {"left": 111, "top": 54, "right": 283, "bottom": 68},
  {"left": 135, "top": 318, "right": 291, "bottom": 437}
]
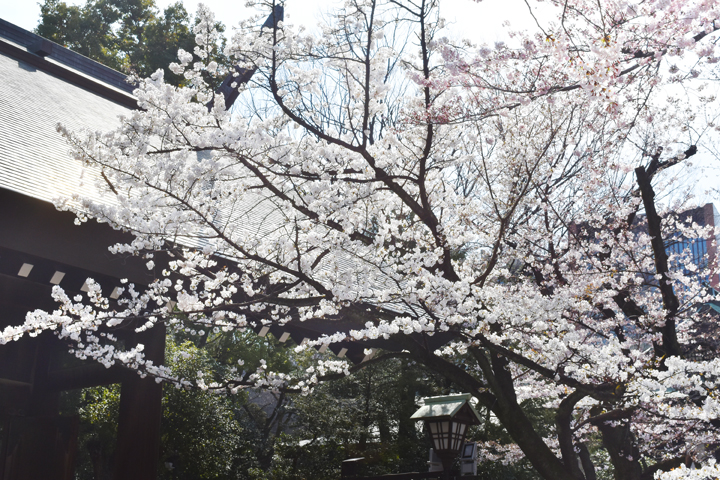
[{"left": 35, "top": 0, "right": 206, "bottom": 86}]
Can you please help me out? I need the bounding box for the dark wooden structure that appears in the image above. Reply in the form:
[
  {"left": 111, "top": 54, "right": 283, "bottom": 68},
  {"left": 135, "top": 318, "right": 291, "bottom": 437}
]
[{"left": 0, "top": 18, "right": 164, "bottom": 480}]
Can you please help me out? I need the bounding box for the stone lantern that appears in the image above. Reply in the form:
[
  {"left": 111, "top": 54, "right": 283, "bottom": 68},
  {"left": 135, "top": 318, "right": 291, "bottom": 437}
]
[{"left": 411, "top": 393, "right": 482, "bottom": 478}]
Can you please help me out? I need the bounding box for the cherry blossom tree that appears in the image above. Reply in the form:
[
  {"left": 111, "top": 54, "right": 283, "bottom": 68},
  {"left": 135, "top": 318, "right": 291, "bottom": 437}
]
[{"left": 5, "top": 0, "right": 720, "bottom": 478}]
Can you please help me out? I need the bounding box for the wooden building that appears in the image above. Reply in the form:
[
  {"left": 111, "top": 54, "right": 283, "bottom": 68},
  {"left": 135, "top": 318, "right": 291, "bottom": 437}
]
[{"left": 0, "top": 18, "right": 163, "bottom": 480}]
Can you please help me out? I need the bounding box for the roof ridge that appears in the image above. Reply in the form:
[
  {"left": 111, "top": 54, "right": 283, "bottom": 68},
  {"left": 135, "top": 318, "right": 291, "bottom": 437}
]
[{"left": 0, "top": 17, "right": 135, "bottom": 94}]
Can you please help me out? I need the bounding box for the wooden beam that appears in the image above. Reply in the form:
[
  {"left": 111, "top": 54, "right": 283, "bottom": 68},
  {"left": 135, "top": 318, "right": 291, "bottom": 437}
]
[
  {"left": 0, "top": 189, "right": 155, "bottom": 286},
  {"left": 46, "top": 364, "right": 124, "bottom": 392},
  {"left": 0, "top": 32, "right": 137, "bottom": 109}
]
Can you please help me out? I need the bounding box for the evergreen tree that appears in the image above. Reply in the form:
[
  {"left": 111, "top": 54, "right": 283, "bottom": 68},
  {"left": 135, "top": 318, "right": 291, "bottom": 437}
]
[{"left": 35, "top": 0, "right": 202, "bottom": 86}]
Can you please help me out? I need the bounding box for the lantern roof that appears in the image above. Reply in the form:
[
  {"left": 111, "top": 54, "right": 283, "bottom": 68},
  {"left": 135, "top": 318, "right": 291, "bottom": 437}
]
[{"left": 410, "top": 393, "right": 482, "bottom": 424}]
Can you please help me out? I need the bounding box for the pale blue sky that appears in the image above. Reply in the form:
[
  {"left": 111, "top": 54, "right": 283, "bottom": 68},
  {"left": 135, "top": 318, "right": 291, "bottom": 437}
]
[{"left": 0, "top": 0, "right": 545, "bottom": 44}]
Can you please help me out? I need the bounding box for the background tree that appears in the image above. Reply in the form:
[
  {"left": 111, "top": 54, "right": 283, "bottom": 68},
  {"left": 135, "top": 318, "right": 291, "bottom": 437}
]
[
  {"left": 63, "top": 340, "right": 247, "bottom": 480},
  {"left": 10, "top": 1, "right": 720, "bottom": 479},
  {"left": 35, "top": 0, "right": 216, "bottom": 86},
  {"left": 64, "top": 332, "right": 456, "bottom": 479}
]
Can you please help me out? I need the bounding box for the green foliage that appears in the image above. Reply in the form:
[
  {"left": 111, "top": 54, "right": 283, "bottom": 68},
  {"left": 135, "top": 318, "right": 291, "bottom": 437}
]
[
  {"left": 63, "top": 334, "right": 567, "bottom": 480},
  {"left": 61, "top": 384, "right": 120, "bottom": 480},
  {"left": 199, "top": 329, "right": 308, "bottom": 376},
  {"left": 273, "top": 358, "right": 445, "bottom": 478},
  {"left": 160, "top": 341, "right": 244, "bottom": 479},
  {"left": 37, "top": 0, "right": 122, "bottom": 70},
  {"left": 63, "top": 333, "right": 307, "bottom": 480},
  {"left": 259, "top": 435, "right": 348, "bottom": 480},
  {"left": 35, "top": 0, "right": 214, "bottom": 86}
]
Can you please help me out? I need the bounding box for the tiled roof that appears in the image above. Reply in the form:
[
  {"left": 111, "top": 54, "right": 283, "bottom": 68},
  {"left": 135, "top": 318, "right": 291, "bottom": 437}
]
[{"left": 0, "top": 24, "right": 130, "bottom": 205}]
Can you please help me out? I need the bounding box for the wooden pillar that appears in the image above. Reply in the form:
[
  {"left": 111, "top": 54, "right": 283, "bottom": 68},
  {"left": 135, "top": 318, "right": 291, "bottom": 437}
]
[
  {"left": 0, "top": 332, "right": 78, "bottom": 480},
  {"left": 28, "top": 332, "right": 60, "bottom": 416},
  {"left": 113, "top": 324, "right": 165, "bottom": 480},
  {"left": 0, "top": 415, "right": 79, "bottom": 480}
]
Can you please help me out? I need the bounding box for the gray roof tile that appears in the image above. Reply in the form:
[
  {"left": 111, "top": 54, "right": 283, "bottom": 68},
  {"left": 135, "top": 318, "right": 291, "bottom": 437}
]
[{"left": 0, "top": 49, "right": 128, "bottom": 204}]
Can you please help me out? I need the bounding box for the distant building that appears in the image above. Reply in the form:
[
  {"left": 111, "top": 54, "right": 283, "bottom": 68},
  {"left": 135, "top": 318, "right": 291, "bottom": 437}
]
[{"left": 665, "top": 203, "right": 720, "bottom": 289}]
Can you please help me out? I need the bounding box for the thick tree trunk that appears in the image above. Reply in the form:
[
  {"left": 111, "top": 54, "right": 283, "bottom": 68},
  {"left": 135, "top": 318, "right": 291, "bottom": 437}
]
[
  {"left": 397, "top": 333, "right": 579, "bottom": 480},
  {"left": 556, "top": 391, "right": 588, "bottom": 480},
  {"left": 577, "top": 443, "right": 597, "bottom": 480},
  {"left": 592, "top": 409, "right": 643, "bottom": 480},
  {"left": 478, "top": 350, "right": 577, "bottom": 480}
]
